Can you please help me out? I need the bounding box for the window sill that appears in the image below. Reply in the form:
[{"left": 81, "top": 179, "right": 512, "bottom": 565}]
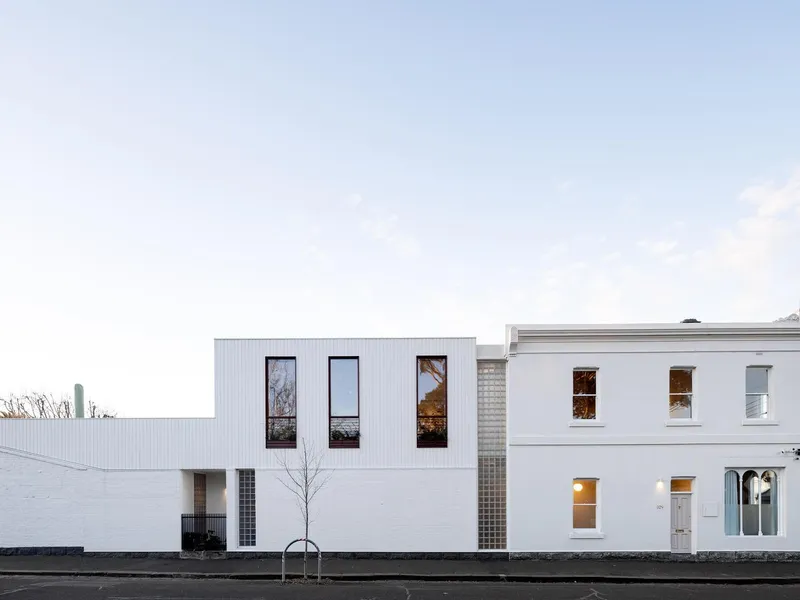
[
  {"left": 569, "top": 531, "right": 605, "bottom": 539},
  {"left": 569, "top": 421, "right": 606, "bottom": 428},
  {"left": 664, "top": 420, "right": 703, "bottom": 427},
  {"left": 741, "top": 419, "right": 779, "bottom": 426},
  {"left": 725, "top": 534, "right": 784, "bottom": 538}
]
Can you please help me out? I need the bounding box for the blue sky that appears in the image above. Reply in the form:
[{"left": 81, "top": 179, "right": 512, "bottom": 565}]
[{"left": 1, "top": 1, "right": 799, "bottom": 417}]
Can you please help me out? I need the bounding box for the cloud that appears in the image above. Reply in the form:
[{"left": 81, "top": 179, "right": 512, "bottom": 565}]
[
  {"left": 637, "top": 239, "right": 678, "bottom": 256},
  {"left": 556, "top": 180, "right": 575, "bottom": 193},
  {"left": 498, "top": 168, "right": 800, "bottom": 324},
  {"left": 702, "top": 170, "right": 800, "bottom": 277},
  {"left": 345, "top": 194, "right": 364, "bottom": 209},
  {"left": 347, "top": 193, "right": 421, "bottom": 258}
]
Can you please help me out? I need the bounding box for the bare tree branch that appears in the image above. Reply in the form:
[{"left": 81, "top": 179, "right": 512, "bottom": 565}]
[
  {"left": 0, "top": 392, "right": 116, "bottom": 419},
  {"left": 275, "top": 437, "right": 333, "bottom": 580}
]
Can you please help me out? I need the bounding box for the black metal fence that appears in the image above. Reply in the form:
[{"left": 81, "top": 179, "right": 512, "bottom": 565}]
[{"left": 181, "top": 513, "right": 227, "bottom": 551}]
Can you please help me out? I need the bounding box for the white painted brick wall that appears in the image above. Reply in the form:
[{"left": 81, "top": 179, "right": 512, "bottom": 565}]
[
  {"left": 244, "top": 468, "right": 477, "bottom": 552},
  {"left": 1, "top": 451, "right": 181, "bottom": 552}
]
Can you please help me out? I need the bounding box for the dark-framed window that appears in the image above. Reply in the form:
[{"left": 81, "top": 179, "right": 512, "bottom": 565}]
[
  {"left": 266, "top": 357, "right": 297, "bottom": 448},
  {"left": 329, "top": 357, "right": 360, "bottom": 448},
  {"left": 417, "top": 356, "right": 447, "bottom": 448}
]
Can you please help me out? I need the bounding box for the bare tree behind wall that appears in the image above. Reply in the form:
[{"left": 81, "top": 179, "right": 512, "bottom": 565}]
[
  {"left": 276, "top": 438, "right": 332, "bottom": 580},
  {"left": 0, "top": 392, "right": 116, "bottom": 418}
]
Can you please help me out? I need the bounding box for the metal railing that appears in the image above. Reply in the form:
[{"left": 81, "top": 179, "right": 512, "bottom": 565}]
[
  {"left": 417, "top": 416, "right": 447, "bottom": 447},
  {"left": 181, "top": 513, "right": 227, "bottom": 551},
  {"left": 329, "top": 416, "right": 360, "bottom": 447}
]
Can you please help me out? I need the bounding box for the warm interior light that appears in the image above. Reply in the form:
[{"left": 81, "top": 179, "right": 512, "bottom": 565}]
[{"left": 573, "top": 482, "right": 583, "bottom": 492}]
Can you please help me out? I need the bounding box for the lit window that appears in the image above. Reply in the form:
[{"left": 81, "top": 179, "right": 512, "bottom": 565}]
[
  {"left": 745, "top": 367, "right": 770, "bottom": 419},
  {"left": 573, "top": 479, "right": 598, "bottom": 529},
  {"left": 724, "top": 469, "right": 780, "bottom": 536},
  {"left": 266, "top": 358, "right": 297, "bottom": 448},
  {"left": 417, "top": 357, "right": 447, "bottom": 448},
  {"left": 329, "top": 357, "right": 360, "bottom": 448},
  {"left": 573, "top": 370, "right": 597, "bottom": 420},
  {"left": 669, "top": 368, "right": 693, "bottom": 419},
  {"left": 670, "top": 479, "right": 692, "bottom": 492}
]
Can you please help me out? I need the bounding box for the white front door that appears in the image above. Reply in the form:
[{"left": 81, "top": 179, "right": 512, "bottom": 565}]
[{"left": 670, "top": 494, "right": 691, "bottom": 553}]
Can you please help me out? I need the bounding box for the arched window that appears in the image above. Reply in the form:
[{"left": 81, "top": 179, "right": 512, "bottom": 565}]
[
  {"left": 724, "top": 468, "right": 780, "bottom": 536},
  {"left": 724, "top": 470, "right": 740, "bottom": 535},
  {"left": 761, "top": 470, "right": 778, "bottom": 536},
  {"left": 742, "top": 471, "right": 759, "bottom": 535}
]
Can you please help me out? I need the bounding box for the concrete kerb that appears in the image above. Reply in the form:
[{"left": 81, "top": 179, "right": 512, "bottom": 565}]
[{"left": 2, "top": 570, "right": 800, "bottom": 585}]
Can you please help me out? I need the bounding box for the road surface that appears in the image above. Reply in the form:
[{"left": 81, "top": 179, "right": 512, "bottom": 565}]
[{"left": 1, "top": 576, "right": 798, "bottom": 599}]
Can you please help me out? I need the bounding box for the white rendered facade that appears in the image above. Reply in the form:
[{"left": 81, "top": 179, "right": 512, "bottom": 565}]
[
  {"left": 506, "top": 323, "right": 800, "bottom": 557},
  {"left": 1, "top": 322, "right": 799, "bottom": 557}
]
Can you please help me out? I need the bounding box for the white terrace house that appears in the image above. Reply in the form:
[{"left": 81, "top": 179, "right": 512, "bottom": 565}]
[{"left": 0, "top": 321, "right": 799, "bottom": 558}]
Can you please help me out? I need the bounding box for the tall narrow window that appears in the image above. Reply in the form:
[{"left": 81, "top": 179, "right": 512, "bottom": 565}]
[
  {"left": 329, "top": 357, "right": 360, "bottom": 448},
  {"left": 573, "top": 369, "right": 597, "bottom": 420},
  {"left": 573, "top": 479, "right": 598, "bottom": 529},
  {"left": 238, "top": 469, "right": 256, "bottom": 547},
  {"left": 266, "top": 357, "right": 297, "bottom": 448},
  {"left": 669, "top": 368, "right": 693, "bottom": 419},
  {"left": 417, "top": 356, "right": 447, "bottom": 448},
  {"left": 724, "top": 468, "right": 780, "bottom": 536},
  {"left": 745, "top": 367, "right": 770, "bottom": 419}
]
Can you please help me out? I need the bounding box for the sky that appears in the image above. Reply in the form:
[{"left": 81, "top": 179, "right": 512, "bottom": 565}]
[{"left": 1, "top": 1, "right": 799, "bottom": 417}]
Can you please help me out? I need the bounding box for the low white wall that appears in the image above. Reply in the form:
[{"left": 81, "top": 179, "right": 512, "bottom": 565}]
[
  {"left": 0, "top": 451, "right": 87, "bottom": 548},
  {"left": 83, "top": 470, "right": 181, "bottom": 552},
  {"left": 233, "top": 468, "right": 477, "bottom": 552},
  {"left": 0, "top": 450, "right": 182, "bottom": 552},
  {"left": 508, "top": 443, "right": 799, "bottom": 553}
]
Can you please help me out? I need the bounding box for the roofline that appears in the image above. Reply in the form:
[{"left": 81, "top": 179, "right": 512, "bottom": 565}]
[
  {"left": 215, "top": 336, "right": 477, "bottom": 341},
  {"left": 506, "top": 322, "right": 800, "bottom": 355}
]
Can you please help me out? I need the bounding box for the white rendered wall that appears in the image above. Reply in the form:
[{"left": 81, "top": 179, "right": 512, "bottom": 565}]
[
  {"left": 0, "top": 450, "right": 181, "bottom": 552},
  {"left": 206, "top": 472, "right": 227, "bottom": 513},
  {"left": 506, "top": 329, "right": 800, "bottom": 554},
  {"left": 240, "top": 468, "right": 476, "bottom": 552},
  {"left": 508, "top": 341, "right": 800, "bottom": 438},
  {"left": 181, "top": 471, "right": 194, "bottom": 513},
  {"left": 0, "top": 451, "right": 87, "bottom": 548},
  {"left": 508, "top": 444, "right": 798, "bottom": 553}
]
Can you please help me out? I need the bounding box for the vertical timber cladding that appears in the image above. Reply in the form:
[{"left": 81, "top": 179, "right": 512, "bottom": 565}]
[{"left": 477, "top": 360, "right": 507, "bottom": 550}]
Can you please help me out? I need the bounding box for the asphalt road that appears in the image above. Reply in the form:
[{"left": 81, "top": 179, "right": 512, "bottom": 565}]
[{"left": 1, "top": 576, "right": 799, "bottom": 599}]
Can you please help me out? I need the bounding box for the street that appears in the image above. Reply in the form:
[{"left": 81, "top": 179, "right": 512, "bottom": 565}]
[{"left": 1, "top": 577, "right": 799, "bottom": 600}]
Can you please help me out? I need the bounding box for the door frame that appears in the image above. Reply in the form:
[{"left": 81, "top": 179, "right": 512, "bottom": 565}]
[{"left": 669, "top": 476, "right": 696, "bottom": 555}]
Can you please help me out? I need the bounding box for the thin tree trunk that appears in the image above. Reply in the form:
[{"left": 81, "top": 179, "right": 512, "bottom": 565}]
[{"left": 304, "top": 517, "right": 309, "bottom": 579}]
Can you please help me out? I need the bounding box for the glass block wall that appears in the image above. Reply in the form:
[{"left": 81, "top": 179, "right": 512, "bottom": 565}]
[
  {"left": 238, "top": 469, "right": 256, "bottom": 547},
  {"left": 478, "top": 360, "right": 507, "bottom": 550}
]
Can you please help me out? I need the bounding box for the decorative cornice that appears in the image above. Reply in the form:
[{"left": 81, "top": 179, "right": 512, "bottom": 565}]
[{"left": 506, "top": 323, "right": 800, "bottom": 348}]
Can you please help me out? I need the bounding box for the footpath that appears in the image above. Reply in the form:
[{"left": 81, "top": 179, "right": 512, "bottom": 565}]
[{"left": 0, "top": 556, "right": 799, "bottom": 584}]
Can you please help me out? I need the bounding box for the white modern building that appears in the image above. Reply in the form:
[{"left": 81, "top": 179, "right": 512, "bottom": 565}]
[{"left": 1, "top": 321, "right": 799, "bottom": 559}]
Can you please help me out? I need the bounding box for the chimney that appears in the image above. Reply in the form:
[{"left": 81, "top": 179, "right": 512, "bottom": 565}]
[{"left": 74, "top": 383, "right": 84, "bottom": 418}]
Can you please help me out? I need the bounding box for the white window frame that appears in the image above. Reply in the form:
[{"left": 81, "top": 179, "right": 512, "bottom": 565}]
[
  {"left": 572, "top": 368, "right": 600, "bottom": 423},
  {"left": 570, "top": 477, "right": 604, "bottom": 538},
  {"left": 744, "top": 366, "right": 772, "bottom": 422},
  {"left": 724, "top": 468, "right": 782, "bottom": 537},
  {"left": 668, "top": 366, "right": 696, "bottom": 422}
]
